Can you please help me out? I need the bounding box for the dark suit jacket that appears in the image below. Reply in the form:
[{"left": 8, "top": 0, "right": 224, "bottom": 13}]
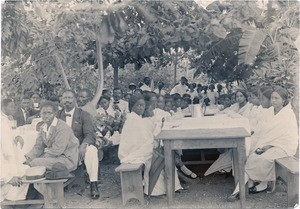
[
  {"left": 13, "top": 108, "right": 38, "bottom": 127},
  {"left": 57, "top": 108, "right": 96, "bottom": 145}
]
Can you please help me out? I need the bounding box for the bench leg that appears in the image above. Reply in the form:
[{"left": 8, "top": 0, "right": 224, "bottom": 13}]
[
  {"left": 120, "top": 170, "right": 144, "bottom": 206},
  {"left": 287, "top": 173, "right": 299, "bottom": 208},
  {"left": 43, "top": 182, "right": 65, "bottom": 209}
]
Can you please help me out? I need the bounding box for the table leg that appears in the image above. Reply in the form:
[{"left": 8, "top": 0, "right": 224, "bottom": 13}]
[
  {"left": 237, "top": 140, "right": 246, "bottom": 209},
  {"left": 232, "top": 148, "right": 239, "bottom": 186},
  {"left": 164, "top": 142, "right": 175, "bottom": 205}
]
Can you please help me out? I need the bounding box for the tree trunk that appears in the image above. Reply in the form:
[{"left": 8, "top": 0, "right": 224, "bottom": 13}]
[
  {"left": 55, "top": 54, "right": 71, "bottom": 89},
  {"left": 113, "top": 62, "right": 119, "bottom": 88},
  {"left": 90, "top": 37, "right": 104, "bottom": 106},
  {"left": 173, "top": 50, "right": 178, "bottom": 86}
]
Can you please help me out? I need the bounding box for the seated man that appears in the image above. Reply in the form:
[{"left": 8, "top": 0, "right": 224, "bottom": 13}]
[
  {"left": 13, "top": 95, "right": 39, "bottom": 127},
  {"left": 24, "top": 101, "right": 79, "bottom": 172},
  {"left": 57, "top": 90, "right": 100, "bottom": 199},
  {"left": 1, "top": 98, "right": 29, "bottom": 202}
]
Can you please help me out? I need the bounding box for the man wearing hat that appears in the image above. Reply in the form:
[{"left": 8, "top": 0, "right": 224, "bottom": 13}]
[{"left": 128, "top": 83, "right": 136, "bottom": 94}]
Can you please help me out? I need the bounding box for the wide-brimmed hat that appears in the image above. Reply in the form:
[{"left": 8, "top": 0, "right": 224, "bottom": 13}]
[
  {"left": 23, "top": 166, "right": 46, "bottom": 182},
  {"left": 45, "top": 163, "right": 74, "bottom": 180}
]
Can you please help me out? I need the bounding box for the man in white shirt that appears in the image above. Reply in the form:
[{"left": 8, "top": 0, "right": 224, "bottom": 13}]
[
  {"left": 154, "top": 81, "right": 166, "bottom": 96},
  {"left": 140, "top": 77, "right": 152, "bottom": 91},
  {"left": 112, "top": 88, "right": 129, "bottom": 114},
  {"left": 170, "top": 76, "right": 189, "bottom": 96}
]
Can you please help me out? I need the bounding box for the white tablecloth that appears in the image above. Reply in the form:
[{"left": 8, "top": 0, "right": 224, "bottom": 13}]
[
  {"left": 163, "top": 115, "right": 251, "bottom": 134},
  {"left": 13, "top": 124, "right": 39, "bottom": 163}
]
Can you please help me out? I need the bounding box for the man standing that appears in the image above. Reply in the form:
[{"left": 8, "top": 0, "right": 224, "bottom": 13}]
[
  {"left": 140, "top": 77, "right": 152, "bottom": 91},
  {"left": 24, "top": 101, "right": 79, "bottom": 172},
  {"left": 57, "top": 90, "right": 100, "bottom": 199}
]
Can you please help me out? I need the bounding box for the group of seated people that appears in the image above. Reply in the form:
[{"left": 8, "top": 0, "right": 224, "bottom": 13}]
[{"left": 1, "top": 77, "right": 298, "bottom": 204}]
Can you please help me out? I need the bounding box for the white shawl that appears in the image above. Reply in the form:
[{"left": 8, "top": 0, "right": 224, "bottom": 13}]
[
  {"left": 118, "top": 112, "right": 154, "bottom": 164},
  {"left": 252, "top": 103, "right": 298, "bottom": 156}
]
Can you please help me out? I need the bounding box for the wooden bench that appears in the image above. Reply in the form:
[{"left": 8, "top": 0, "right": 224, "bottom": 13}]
[
  {"left": 1, "top": 178, "right": 68, "bottom": 208},
  {"left": 275, "top": 156, "right": 299, "bottom": 208},
  {"left": 115, "top": 163, "right": 145, "bottom": 206}
]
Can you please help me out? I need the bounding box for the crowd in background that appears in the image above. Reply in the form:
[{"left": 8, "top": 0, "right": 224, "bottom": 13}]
[{"left": 1, "top": 75, "right": 298, "bottom": 203}]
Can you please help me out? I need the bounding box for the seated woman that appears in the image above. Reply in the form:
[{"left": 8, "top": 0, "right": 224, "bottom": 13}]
[
  {"left": 118, "top": 95, "right": 182, "bottom": 196},
  {"left": 228, "top": 86, "right": 298, "bottom": 201},
  {"left": 150, "top": 93, "right": 197, "bottom": 180},
  {"left": 206, "top": 88, "right": 271, "bottom": 176},
  {"left": 223, "top": 89, "right": 253, "bottom": 118}
]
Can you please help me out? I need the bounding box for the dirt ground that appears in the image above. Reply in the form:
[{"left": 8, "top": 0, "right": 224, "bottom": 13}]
[{"left": 63, "top": 161, "right": 294, "bottom": 209}]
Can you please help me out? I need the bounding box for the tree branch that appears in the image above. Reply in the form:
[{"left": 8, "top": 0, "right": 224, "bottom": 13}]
[{"left": 54, "top": 53, "right": 71, "bottom": 89}]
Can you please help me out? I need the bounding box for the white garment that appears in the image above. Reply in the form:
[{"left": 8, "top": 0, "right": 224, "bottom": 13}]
[
  {"left": 244, "top": 103, "right": 298, "bottom": 182},
  {"left": 118, "top": 112, "right": 153, "bottom": 164},
  {"left": 154, "top": 89, "right": 166, "bottom": 96},
  {"left": 207, "top": 91, "right": 219, "bottom": 105},
  {"left": 170, "top": 84, "right": 188, "bottom": 96},
  {"left": 251, "top": 103, "right": 298, "bottom": 155},
  {"left": 41, "top": 117, "right": 58, "bottom": 138},
  {"left": 118, "top": 112, "right": 182, "bottom": 196},
  {"left": 1, "top": 113, "right": 29, "bottom": 201},
  {"left": 153, "top": 108, "right": 171, "bottom": 136},
  {"left": 21, "top": 108, "right": 27, "bottom": 123},
  {"left": 112, "top": 99, "right": 129, "bottom": 114},
  {"left": 97, "top": 106, "right": 118, "bottom": 118},
  {"left": 65, "top": 108, "right": 75, "bottom": 127},
  {"left": 187, "top": 90, "right": 198, "bottom": 101},
  {"left": 140, "top": 84, "right": 152, "bottom": 91},
  {"left": 84, "top": 145, "right": 98, "bottom": 182}
]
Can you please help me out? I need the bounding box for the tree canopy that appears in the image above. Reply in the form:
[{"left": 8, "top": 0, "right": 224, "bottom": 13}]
[{"left": 1, "top": 0, "right": 299, "bottom": 102}]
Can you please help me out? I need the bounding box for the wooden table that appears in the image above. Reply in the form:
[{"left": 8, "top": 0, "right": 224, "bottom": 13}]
[{"left": 155, "top": 116, "right": 251, "bottom": 208}]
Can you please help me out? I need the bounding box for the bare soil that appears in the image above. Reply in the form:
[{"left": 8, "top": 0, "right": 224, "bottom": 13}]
[{"left": 63, "top": 162, "right": 292, "bottom": 209}]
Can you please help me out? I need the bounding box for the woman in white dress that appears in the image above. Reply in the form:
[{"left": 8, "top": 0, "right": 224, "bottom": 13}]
[
  {"left": 118, "top": 95, "right": 182, "bottom": 196},
  {"left": 228, "top": 86, "right": 298, "bottom": 201}
]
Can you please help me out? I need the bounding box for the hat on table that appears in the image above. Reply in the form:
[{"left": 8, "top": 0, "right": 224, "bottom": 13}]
[{"left": 45, "top": 162, "right": 74, "bottom": 180}]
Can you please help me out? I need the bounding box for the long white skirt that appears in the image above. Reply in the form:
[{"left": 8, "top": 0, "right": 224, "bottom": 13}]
[
  {"left": 245, "top": 147, "right": 288, "bottom": 181},
  {"left": 143, "top": 159, "right": 182, "bottom": 196}
]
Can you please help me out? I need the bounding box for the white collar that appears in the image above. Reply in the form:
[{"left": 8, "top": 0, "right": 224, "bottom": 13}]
[
  {"left": 65, "top": 107, "right": 75, "bottom": 115},
  {"left": 42, "top": 117, "right": 58, "bottom": 131}
]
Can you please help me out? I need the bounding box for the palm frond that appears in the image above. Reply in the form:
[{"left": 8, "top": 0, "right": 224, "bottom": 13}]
[{"left": 238, "top": 29, "right": 267, "bottom": 65}]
